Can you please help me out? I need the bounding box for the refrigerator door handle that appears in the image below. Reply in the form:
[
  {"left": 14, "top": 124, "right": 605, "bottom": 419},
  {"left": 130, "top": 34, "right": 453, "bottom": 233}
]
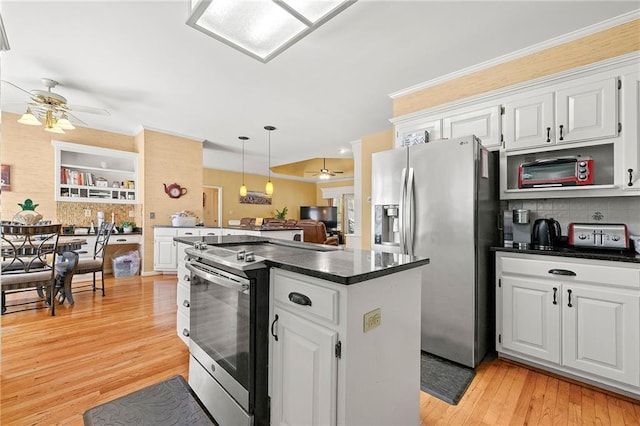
[
  {"left": 406, "top": 167, "right": 415, "bottom": 256},
  {"left": 398, "top": 167, "right": 407, "bottom": 253}
]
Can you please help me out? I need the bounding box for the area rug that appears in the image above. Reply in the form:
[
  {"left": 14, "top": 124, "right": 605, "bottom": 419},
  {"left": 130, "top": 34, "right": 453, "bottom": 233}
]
[
  {"left": 420, "top": 351, "right": 475, "bottom": 405},
  {"left": 83, "top": 375, "right": 216, "bottom": 426}
]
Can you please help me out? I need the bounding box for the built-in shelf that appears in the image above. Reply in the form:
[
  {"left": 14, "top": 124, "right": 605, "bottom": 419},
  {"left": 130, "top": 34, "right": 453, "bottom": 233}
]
[{"left": 52, "top": 141, "right": 139, "bottom": 204}]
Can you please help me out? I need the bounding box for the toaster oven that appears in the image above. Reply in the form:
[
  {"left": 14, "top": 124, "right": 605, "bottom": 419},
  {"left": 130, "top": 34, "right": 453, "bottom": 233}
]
[{"left": 518, "top": 156, "right": 593, "bottom": 188}]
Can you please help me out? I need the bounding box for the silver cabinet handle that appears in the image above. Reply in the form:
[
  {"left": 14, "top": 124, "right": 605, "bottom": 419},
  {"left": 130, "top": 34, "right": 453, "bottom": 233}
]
[
  {"left": 182, "top": 329, "right": 189, "bottom": 337},
  {"left": 183, "top": 300, "right": 190, "bottom": 308}
]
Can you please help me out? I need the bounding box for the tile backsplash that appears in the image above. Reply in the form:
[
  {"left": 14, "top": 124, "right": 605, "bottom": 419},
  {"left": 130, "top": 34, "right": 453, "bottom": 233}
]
[
  {"left": 57, "top": 202, "right": 142, "bottom": 228},
  {"left": 508, "top": 197, "right": 640, "bottom": 236}
]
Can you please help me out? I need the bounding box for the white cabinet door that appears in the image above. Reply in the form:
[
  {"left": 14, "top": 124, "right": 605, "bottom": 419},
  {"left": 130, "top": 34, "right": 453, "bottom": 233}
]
[
  {"left": 556, "top": 77, "right": 618, "bottom": 144},
  {"left": 271, "top": 307, "right": 338, "bottom": 426},
  {"left": 562, "top": 283, "right": 640, "bottom": 386},
  {"left": 442, "top": 105, "right": 501, "bottom": 149},
  {"left": 154, "top": 236, "right": 177, "bottom": 270},
  {"left": 501, "top": 275, "right": 561, "bottom": 363},
  {"left": 504, "top": 92, "right": 555, "bottom": 151},
  {"left": 622, "top": 71, "right": 640, "bottom": 190}
]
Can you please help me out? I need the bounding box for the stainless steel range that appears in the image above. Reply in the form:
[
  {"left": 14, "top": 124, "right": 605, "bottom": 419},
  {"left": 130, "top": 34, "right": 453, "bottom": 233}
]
[{"left": 185, "top": 242, "right": 270, "bottom": 426}]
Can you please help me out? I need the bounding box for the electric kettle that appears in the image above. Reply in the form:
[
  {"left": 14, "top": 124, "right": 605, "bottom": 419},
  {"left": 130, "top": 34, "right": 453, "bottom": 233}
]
[{"left": 532, "top": 218, "right": 561, "bottom": 250}]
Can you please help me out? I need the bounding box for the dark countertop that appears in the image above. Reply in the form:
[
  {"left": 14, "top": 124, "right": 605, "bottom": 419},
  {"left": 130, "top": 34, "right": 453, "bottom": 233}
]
[
  {"left": 491, "top": 244, "right": 640, "bottom": 264},
  {"left": 153, "top": 225, "right": 302, "bottom": 231},
  {"left": 174, "top": 235, "right": 429, "bottom": 285}
]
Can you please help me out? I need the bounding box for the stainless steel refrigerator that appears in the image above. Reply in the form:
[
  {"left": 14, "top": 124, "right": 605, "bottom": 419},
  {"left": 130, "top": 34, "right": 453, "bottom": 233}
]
[{"left": 371, "top": 135, "right": 497, "bottom": 368}]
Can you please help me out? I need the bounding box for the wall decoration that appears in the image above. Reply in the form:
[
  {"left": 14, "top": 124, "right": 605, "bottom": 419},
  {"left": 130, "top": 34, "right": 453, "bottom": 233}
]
[
  {"left": 1, "top": 164, "right": 10, "bottom": 191},
  {"left": 240, "top": 190, "right": 272, "bottom": 205}
]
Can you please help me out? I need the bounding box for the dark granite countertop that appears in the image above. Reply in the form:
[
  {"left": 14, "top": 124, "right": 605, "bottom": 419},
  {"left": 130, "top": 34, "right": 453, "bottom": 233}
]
[
  {"left": 491, "top": 245, "right": 640, "bottom": 264},
  {"left": 174, "top": 235, "right": 429, "bottom": 285}
]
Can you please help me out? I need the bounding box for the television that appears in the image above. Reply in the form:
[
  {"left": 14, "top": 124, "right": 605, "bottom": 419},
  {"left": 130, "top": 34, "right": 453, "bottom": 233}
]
[{"left": 300, "top": 206, "right": 338, "bottom": 230}]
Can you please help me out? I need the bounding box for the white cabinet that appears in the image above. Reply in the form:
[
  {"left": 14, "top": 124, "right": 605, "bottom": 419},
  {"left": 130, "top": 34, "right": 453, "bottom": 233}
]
[
  {"left": 503, "top": 75, "right": 618, "bottom": 151},
  {"left": 270, "top": 307, "right": 338, "bottom": 426},
  {"left": 621, "top": 71, "right": 640, "bottom": 190},
  {"left": 52, "top": 140, "right": 138, "bottom": 204},
  {"left": 442, "top": 105, "right": 502, "bottom": 149},
  {"left": 496, "top": 252, "right": 640, "bottom": 395},
  {"left": 269, "top": 267, "right": 421, "bottom": 426},
  {"left": 154, "top": 228, "right": 178, "bottom": 271},
  {"left": 176, "top": 242, "right": 191, "bottom": 345}
]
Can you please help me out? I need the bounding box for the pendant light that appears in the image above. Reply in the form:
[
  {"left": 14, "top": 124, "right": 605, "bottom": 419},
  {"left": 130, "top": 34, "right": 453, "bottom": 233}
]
[
  {"left": 264, "top": 125, "right": 276, "bottom": 195},
  {"left": 239, "top": 136, "right": 249, "bottom": 197}
]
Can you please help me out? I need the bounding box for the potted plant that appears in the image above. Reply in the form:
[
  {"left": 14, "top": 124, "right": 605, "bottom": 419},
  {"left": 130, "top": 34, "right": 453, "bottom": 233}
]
[
  {"left": 275, "top": 207, "right": 288, "bottom": 220},
  {"left": 121, "top": 221, "right": 135, "bottom": 233}
]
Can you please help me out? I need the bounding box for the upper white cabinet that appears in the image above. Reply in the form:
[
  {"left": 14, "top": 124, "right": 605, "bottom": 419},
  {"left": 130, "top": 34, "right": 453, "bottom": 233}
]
[
  {"left": 504, "top": 75, "right": 618, "bottom": 151},
  {"left": 442, "top": 105, "right": 502, "bottom": 149},
  {"left": 52, "top": 141, "right": 138, "bottom": 204},
  {"left": 621, "top": 71, "right": 640, "bottom": 190},
  {"left": 393, "top": 101, "right": 501, "bottom": 150}
]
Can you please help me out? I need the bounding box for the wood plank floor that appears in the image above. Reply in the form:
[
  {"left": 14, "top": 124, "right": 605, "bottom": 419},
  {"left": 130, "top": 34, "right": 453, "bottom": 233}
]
[{"left": 1, "top": 274, "right": 638, "bottom": 425}]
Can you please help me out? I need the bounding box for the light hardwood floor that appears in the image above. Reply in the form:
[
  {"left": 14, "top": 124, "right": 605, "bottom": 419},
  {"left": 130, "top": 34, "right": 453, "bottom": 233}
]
[{"left": 1, "top": 274, "right": 638, "bottom": 425}]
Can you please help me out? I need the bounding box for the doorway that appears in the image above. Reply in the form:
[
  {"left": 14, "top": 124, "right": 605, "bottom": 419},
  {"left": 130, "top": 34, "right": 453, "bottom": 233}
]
[{"left": 202, "top": 186, "right": 222, "bottom": 227}]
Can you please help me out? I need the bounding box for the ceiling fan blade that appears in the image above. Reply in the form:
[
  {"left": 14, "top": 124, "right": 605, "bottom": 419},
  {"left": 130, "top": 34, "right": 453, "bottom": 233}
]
[
  {"left": 1, "top": 80, "right": 32, "bottom": 96},
  {"left": 65, "top": 111, "right": 88, "bottom": 127},
  {"left": 66, "top": 104, "right": 111, "bottom": 116},
  {"left": 333, "top": 171, "right": 344, "bottom": 174}
]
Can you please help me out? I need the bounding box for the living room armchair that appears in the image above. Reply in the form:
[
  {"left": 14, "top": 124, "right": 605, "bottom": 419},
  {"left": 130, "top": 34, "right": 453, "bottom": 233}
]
[{"left": 296, "top": 219, "right": 339, "bottom": 246}]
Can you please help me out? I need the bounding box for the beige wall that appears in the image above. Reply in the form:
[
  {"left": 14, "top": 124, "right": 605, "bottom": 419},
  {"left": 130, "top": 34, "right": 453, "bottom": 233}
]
[
  {"left": 0, "top": 111, "right": 136, "bottom": 223},
  {"left": 360, "top": 130, "right": 394, "bottom": 250},
  {"left": 142, "top": 129, "right": 203, "bottom": 272},
  {"left": 393, "top": 19, "right": 640, "bottom": 117},
  {"left": 203, "top": 168, "right": 317, "bottom": 225}
]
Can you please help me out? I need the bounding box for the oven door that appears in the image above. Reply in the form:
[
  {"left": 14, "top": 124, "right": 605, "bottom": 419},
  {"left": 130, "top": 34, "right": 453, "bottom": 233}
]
[{"left": 187, "top": 261, "right": 252, "bottom": 410}]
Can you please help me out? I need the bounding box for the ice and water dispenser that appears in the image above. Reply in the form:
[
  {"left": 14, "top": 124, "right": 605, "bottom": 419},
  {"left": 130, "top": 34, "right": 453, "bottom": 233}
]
[{"left": 374, "top": 205, "right": 400, "bottom": 246}]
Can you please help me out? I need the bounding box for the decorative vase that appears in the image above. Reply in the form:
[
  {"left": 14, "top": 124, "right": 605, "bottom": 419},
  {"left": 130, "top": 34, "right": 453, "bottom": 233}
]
[
  {"left": 12, "top": 199, "right": 43, "bottom": 225},
  {"left": 123, "top": 226, "right": 133, "bottom": 234}
]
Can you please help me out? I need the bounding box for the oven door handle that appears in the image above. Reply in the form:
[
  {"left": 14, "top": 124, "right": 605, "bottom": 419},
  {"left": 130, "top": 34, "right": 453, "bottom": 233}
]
[{"left": 186, "top": 261, "right": 250, "bottom": 293}]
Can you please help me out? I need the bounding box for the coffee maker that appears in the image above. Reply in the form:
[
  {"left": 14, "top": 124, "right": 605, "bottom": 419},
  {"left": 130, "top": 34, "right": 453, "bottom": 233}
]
[
  {"left": 503, "top": 209, "right": 531, "bottom": 249},
  {"left": 373, "top": 204, "right": 400, "bottom": 246}
]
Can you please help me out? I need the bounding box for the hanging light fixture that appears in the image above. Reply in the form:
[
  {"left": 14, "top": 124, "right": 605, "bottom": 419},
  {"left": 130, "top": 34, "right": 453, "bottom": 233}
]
[
  {"left": 239, "top": 136, "right": 249, "bottom": 197},
  {"left": 264, "top": 126, "right": 276, "bottom": 195},
  {"left": 56, "top": 112, "right": 76, "bottom": 130},
  {"left": 17, "top": 107, "right": 42, "bottom": 126}
]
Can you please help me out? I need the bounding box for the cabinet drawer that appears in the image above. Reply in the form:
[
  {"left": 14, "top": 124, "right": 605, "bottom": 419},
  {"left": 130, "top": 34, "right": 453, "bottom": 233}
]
[
  {"left": 177, "top": 264, "right": 190, "bottom": 284},
  {"left": 177, "top": 283, "right": 190, "bottom": 309},
  {"left": 274, "top": 271, "right": 338, "bottom": 324},
  {"left": 154, "top": 228, "right": 178, "bottom": 237},
  {"left": 177, "top": 228, "right": 199, "bottom": 237},
  {"left": 177, "top": 309, "right": 190, "bottom": 345},
  {"left": 500, "top": 255, "right": 640, "bottom": 289},
  {"left": 110, "top": 234, "right": 141, "bottom": 244}
]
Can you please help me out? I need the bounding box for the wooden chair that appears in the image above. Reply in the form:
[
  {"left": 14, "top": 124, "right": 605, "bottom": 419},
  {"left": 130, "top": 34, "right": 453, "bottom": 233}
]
[
  {"left": 73, "top": 222, "right": 114, "bottom": 298},
  {"left": 1, "top": 223, "right": 62, "bottom": 315}
]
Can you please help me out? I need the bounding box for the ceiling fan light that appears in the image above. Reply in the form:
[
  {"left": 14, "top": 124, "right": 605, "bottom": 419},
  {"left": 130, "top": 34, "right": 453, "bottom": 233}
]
[
  {"left": 319, "top": 173, "right": 330, "bottom": 180},
  {"left": 17, "top": 108, "right": 42, "bottom": 125},
  {"left": 56, "top": 115, "right": 75, "bottom": 130}
]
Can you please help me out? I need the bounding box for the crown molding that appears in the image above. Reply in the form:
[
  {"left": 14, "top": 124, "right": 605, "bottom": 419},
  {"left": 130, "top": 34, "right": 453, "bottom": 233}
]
[{"left": 389, "top": 9, "right": 640, "bottom": 99}]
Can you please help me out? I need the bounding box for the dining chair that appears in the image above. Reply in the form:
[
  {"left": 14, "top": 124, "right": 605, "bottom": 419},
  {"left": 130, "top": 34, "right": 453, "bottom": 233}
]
[
  {"left": 1, "top": 223, "right": 62, "bottom": 315},
  {"left": 72, "top": 222, "right": 114, "bottom": 297}
]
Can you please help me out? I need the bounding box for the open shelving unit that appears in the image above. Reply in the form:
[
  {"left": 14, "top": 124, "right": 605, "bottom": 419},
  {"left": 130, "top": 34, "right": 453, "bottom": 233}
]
[{"left": 52, "top": 141, "right": 139, "bottom": 204}]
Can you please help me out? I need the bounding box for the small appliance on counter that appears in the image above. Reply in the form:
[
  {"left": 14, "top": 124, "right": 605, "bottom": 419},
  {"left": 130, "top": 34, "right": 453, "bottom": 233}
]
[
  {"left": 518, "top": 156, "right": 593, "bottom": 188},
  {"left": 512, "top": 209, "right": 531, "bottom": 249},
  {"left": 568, "top": 223, "right": 629, "bottom": 249},
  {"left": 532, "top": 218, "right": 561, "bottom": 250}
]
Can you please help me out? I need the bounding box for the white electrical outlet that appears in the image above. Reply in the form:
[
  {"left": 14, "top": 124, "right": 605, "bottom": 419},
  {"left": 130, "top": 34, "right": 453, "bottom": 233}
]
[
  {"left": 363, "top": 308, "right": 381, "bottom": 333},
  {"left": 84, "top": 209, "right": 91, "bottom": 217},
  {"left": 129, "top": 210, "right": 135, "bottom": 218}
]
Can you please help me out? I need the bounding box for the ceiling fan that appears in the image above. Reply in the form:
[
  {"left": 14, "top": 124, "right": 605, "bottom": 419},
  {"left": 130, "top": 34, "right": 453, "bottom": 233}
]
[
  {"left": 2, "top": 78, "right": 110, "bottom": 133},
  {"left": 306, "top": 158, "right": 344, "bottom": 180}
]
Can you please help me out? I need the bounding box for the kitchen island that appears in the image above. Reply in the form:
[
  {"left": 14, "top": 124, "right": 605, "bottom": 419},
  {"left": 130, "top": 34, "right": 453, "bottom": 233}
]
[{"left": 175, "top": 234, "right": 429, "bottom": 426}]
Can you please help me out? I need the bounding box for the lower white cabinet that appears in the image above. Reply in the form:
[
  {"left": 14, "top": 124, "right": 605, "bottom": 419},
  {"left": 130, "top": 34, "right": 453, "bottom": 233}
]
[
  {"left": 497, "top": 252, "right": 640, "bottom": 396},
  {"left": 176, "top": 242, "right": 191, "bottom": 345},
  {"left": 270, "top": 307, "right": 338, "bottom": 426},
  {"left": 269, "top": 267, "right": 422, "bottom": 426}
]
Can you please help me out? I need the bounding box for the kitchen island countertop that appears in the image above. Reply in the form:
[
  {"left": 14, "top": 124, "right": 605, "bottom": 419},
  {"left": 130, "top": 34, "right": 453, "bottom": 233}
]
[{"left": 174, "top": 235, "right": 429, "bottom": 285}]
